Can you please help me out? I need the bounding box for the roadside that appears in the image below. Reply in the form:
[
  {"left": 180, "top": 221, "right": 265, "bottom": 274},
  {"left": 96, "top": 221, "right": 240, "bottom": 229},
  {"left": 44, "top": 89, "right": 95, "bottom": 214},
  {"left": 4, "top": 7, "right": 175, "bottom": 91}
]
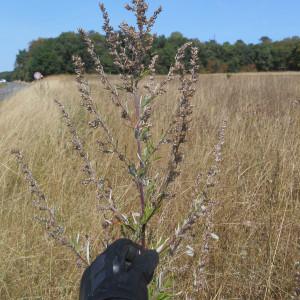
[{"left": 0, "top": 82, "right": 29, "bottom": 101}]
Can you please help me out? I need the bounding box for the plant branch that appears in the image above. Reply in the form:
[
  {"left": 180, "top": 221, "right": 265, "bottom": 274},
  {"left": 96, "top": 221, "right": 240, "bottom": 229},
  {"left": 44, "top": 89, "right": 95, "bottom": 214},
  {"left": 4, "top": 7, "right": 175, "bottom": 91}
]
[{"left": 11, "top": 149, "right": 89, "bottom": 267}]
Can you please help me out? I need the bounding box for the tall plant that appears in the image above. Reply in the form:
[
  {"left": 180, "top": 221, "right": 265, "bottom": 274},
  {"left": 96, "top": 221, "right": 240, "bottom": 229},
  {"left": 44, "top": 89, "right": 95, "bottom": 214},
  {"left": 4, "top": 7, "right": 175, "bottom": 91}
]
[
  {"left": 70, "top": 0, "right": 200, "bottom": 249},
  {"left": 13, "top": 1, "right": 227, "bottom": 297}
]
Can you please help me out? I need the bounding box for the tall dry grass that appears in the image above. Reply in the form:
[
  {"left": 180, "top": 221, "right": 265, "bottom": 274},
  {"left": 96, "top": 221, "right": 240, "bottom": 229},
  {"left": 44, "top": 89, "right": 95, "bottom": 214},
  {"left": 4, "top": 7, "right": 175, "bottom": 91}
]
[{"left": 0, "top": 73, "right": 300, "bottom": 299}]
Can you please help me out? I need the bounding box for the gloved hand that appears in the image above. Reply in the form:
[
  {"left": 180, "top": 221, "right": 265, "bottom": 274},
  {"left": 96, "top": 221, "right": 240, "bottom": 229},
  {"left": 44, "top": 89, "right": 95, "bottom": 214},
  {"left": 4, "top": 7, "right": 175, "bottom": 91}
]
[{"left": 79, "top": 239, "right": 159, "bottom": 300}]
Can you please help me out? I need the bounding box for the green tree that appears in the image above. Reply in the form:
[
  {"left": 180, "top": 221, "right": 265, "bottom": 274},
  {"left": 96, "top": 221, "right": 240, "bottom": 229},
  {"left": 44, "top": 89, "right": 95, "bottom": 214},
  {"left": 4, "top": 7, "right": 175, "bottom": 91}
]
[
  {"left": 10, "top": 31, "right": 300, "bottom": 80},
  {"left": 288, "top": 44, "right": 300, "bottom": 70}
]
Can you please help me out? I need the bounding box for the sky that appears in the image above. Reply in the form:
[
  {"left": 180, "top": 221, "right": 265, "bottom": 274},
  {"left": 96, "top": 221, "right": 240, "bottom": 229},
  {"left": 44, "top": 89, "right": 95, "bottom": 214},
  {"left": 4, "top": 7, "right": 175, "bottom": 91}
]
[{"left": 1, "top": 0, "right": 300, "bottom": 71}]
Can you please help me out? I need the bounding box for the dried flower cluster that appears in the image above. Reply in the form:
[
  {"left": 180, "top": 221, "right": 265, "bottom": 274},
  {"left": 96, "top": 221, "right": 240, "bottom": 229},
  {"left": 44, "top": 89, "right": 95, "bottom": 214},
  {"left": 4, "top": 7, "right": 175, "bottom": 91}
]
[
  {"left": 165, "top": 121, "right": 227, "bottom": 280},
  {"left": 192, "top": 120, "right": 227, "bottom": 294},
  {"left": 54, "top": 99, "right": 132, "bottom": 243},
  {"left": 152, "top": 120, "right": 227, "bottom": 298},
  {"left": 78, "top": 30, "right": 130, "bottom": 120},
  {"left": 11, "top": 149, "right": 89, "bottom": 266},
  {"left": 72, "top": 55, "right": 129, "bottom": 166}
]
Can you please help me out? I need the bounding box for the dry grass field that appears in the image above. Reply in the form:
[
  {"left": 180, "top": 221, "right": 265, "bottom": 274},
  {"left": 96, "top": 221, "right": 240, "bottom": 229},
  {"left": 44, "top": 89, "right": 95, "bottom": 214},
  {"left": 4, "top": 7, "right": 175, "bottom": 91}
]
[{"left": 0, "top": 73, "right": 300, "bottom": 299}]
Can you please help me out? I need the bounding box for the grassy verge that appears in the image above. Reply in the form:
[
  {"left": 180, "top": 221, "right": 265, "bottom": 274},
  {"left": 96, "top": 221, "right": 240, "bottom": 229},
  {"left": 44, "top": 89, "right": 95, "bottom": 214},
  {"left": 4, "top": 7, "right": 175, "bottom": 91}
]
[{"left": 0, "top": 74, "right": 299, "bottom": 299}]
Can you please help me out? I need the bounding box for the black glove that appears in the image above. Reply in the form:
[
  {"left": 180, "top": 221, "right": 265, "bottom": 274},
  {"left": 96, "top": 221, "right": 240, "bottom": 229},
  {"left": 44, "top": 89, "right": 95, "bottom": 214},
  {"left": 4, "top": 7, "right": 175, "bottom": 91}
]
[{"left": 79, "top": 239, "right": 159, "bottom": 300}]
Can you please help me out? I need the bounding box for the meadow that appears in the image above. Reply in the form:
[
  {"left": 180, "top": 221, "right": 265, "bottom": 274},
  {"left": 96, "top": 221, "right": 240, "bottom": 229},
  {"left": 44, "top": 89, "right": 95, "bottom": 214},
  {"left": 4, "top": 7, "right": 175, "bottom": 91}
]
[{"left": 0, "top": 73, "right": 299, "bottom": 299}]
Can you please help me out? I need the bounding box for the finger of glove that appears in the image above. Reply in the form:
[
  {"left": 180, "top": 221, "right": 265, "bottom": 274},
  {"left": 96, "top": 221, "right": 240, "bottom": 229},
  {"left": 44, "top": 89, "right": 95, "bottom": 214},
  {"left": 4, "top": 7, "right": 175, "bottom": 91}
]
[
  {"left": 106, "top": 239, "right": 143, "bottom": 273},
  {"left": 133, "top": 249, "right": 159, "bottom": 284},
  {"left": 105, "top": 238, "right": 136, "bottom": 256},
  {"left": 125, "top": 244, "right": 139, "bottom": 263},
  {"left": 89, "top": 239, "right": 135, "bottom": 284}
]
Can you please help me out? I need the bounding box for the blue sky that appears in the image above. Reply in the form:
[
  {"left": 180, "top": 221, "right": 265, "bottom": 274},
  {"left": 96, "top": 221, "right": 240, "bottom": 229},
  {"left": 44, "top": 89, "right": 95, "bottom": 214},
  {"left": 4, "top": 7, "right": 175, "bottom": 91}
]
[{"left": 1, "top": 0, "right": 300, "bottom": 71}]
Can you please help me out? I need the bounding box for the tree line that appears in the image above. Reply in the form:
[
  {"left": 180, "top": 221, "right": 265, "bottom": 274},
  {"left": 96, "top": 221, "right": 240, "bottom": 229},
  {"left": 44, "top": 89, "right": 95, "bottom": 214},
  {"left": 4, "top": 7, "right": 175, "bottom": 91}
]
[{"left": 4, "top": 31, "right": 300, "bottom": 81}]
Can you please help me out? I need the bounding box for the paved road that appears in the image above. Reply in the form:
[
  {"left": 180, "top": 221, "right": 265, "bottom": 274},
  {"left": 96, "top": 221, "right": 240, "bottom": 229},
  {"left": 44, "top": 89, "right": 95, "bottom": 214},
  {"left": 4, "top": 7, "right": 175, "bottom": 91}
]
[{"left": 0, "top": 82, "right": 29, "bottom": 101}]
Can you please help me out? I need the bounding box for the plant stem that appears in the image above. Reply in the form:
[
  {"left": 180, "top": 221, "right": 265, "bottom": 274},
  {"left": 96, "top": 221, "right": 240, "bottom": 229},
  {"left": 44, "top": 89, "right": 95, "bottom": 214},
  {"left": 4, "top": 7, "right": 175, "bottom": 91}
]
[{"left": 134, "top": 92, "right": 146, "bottom": 247}]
